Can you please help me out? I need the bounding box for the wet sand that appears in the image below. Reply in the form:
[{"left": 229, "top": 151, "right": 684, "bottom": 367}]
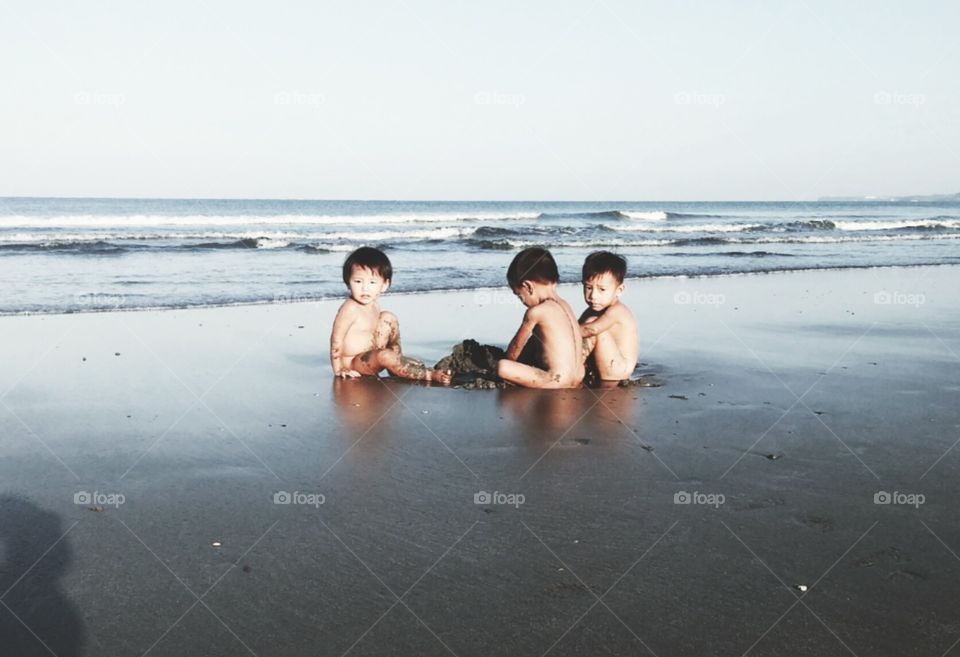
[{"left": 1, "top": 265, "right": 959, "bottom": 656}]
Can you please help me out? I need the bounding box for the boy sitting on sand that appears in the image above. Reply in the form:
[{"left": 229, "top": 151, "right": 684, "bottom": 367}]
[
  {"left": 496, "top": 247, "right": 585, "bottom": 389},
  {"left": 330, "top": 247, "right": 451, "bottom": 384},
  {"left": 579, "top": 251, "right": 639, "bottom": 383}
]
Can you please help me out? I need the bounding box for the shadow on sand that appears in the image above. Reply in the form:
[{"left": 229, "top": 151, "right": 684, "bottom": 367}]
[{"left": 0, "top": 495, "right": 85, "bottom": 657}]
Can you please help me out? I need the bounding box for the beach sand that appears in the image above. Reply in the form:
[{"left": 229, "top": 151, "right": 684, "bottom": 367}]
[{"left": 1, "top": 265, "right": 959, "bottom": 656}]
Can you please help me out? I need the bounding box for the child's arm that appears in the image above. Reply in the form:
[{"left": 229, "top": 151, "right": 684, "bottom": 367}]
[
  {"left": 579, "top": 310, "right": 618, "bottom": 338},
  {"left": 330, "top": 303, "right": 360, "bottom": 378},
  {"left": 504, "top": 308, "right": 539, "bottom": 361}
]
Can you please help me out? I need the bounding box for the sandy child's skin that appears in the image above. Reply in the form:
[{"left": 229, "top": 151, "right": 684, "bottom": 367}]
[
  {"left": 497, "top": 280, "right": 585, "bottom": 389},
  {"left": 330, "top": 265, "right": 451, "bottom": 384},
  {"left": 579, "top": 272, "right": 639, "bottom": 381}
]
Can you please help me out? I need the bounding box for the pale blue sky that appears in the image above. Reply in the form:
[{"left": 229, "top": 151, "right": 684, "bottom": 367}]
[{"left": 2, "top": 0, "right": 957, "bottom": 200}]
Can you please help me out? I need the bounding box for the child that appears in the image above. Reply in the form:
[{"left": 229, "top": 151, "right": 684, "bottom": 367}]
[
  {"left": 496, "top": 247, "right": 585, "bottom": 388},
  {"left": 579, "top": 251, "right": 639, "bottom": 383},
  {"left": 330, "top": 247, "right": 451, "bottom": 384}
]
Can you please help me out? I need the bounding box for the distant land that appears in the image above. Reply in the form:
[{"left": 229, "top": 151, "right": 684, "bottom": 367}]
[{"left": 817, "top": 192, "right": 960, "bottom": 202}]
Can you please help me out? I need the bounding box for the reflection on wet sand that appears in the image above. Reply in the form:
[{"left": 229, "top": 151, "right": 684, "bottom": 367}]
[
  {"left": 328, "top": 377, "right": 422, "bottom": 477},
  {"left": 591, "top": 380, "right": 640, "bottom": 428},
  {"left": 0, "top": 496, "right": 84, "bottom": 657},
  {"left": 496, "top": 383, "right": 638, "bottom": 440},
  {"left": 330, "top": 376, "right": 403, "bottom": 435}
]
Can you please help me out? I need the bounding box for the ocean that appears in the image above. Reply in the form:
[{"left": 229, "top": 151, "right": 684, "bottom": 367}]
[{"left": 1, "top": 197, "right": 958, "bottom": 314}]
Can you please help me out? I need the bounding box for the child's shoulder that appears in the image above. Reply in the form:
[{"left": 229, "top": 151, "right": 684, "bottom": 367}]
[
  {"left": 335, "top": 297, "right": 363, "bottom": 317},
  {"left": 609, "top": 301, "right": 636, "bottom": 321}
]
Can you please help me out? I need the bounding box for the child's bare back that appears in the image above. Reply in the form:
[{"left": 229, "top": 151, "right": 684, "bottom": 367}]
[
  {"left": 496, "top": 248, "right": 585, "bottom": 389},
  {"left": 531, "top": 297, "right": 586, "bottom": 384}
]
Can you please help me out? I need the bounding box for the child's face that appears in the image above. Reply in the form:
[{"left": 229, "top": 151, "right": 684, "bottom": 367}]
[
  {"left": 582, "top": 272, "right": 624, "bottom": 311},
  {"left": 347, "top": 265, "right": 390, "bottom": 305}
]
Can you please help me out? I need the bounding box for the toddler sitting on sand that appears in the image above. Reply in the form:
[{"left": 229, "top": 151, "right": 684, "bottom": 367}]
[
  {"left": 496, "top": 247, "right": 585, "bottom": 389},
  {"left": 330, "top": 247, "right": 451, "bottom": 384},
  {"left": 578, "top": 251, "right": 639, "bottom": 383}
]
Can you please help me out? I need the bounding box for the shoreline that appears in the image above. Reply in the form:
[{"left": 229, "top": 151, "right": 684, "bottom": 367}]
[{"left": 3, "top": 261, "right": 956, "bottom": 319}]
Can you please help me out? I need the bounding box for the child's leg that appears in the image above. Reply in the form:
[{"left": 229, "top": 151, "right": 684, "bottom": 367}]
[
  {"left": 373, "top": 311, "right": 400, "bottom": 352},
  {"left": 582, "top": 315, "right": 632, "bottom": 380},
  {"left": 497, "top": 359, "right": 573, "bottom": 389},
  {"left": 591, "top": 330, "right": 634, "bottom": 381},
  {"left": 581, "top": 335, "right": 597, "bottom": 363},
  {"left": 351, "top": 312, "right": 450, "bottom": 384},
  {"left": 351, "top": 349, "right": 451, "bottom": 383},
  {"left": 580, "top": 316, "right": 599, "bottom": 363}
]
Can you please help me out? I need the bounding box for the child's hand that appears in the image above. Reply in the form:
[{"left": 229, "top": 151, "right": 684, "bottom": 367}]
[{"left": 336, "top": 369, "right": 362, "bottom": 379}]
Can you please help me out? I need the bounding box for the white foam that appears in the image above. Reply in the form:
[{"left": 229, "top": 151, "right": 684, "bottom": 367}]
[
  {"left": 0, "top": 212, "right": 538, "bottom": 229},
  {"left": 833, "top": 219, "right": 960, "bottom": 231},
  {"left": 604, "top": 222, "right": 757, "bottom": 234},
  {"left": 0, "top": 227, "right": 476, "bottom": 244},
  {"left": 501, "top": 234, "right": 960, "bottom": 249},
  {"left": 253, "top": 238, "right": 290, "bottom": 249},
  {"left": 319, "top": 227, "right": 476, "bottom": 241},
  {"left": 496, "top": 238, "right": 669, "bottom": 248},
  {"left": 305, "top": 243, "right": 357, "bottom": 252},
  {"left": 724, "top": 234, "right": 960, "bottom": 245},
  {"left": 622, "top": 211, "right": 668, "bottom": 221}
]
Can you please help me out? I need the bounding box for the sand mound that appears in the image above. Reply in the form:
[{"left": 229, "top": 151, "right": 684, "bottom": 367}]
[{"left": 433, "top": 339, "right": 507, "bottom": 389}]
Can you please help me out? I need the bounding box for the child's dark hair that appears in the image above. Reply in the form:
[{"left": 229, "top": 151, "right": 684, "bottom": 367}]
[
  {"left": 342, "top": 247, "right": 392, "bottom": 285},
  {"left": 582, "top": 251, "right": 626, "bottom": 284},
  {"left": 506, "top": 247, "right": 559, "bottom": 289}
]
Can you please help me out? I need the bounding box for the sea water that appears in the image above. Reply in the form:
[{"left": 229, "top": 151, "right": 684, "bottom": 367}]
[{"left": 1, "top": 197, "right": 958, "bottom": 314}]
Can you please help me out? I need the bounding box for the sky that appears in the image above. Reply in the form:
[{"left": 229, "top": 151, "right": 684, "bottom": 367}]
[{"left": 1, "top": 0, "right": 958, "bottom": 201}]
